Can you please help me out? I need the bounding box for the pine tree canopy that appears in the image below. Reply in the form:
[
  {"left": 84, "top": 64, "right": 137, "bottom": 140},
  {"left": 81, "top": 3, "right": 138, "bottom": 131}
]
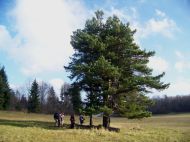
[
  {"left": 28, "top": 79, "right": 40, "bottom": 113},
  {"left": 65, "top": 10, "right": 169, "bottom": 118}
]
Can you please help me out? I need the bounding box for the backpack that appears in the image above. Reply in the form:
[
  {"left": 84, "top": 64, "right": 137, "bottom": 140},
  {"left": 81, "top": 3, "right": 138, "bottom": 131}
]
[{"left": 54, "top": 112, "right": 59, "bottom": 119}]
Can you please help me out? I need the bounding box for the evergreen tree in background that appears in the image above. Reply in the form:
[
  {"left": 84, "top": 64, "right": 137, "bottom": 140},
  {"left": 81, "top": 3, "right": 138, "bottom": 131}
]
[
  {"left": 65, "top": 11, "right": 169, "bottom": 128},
  {"left": 19, "top": 95, "right": 28, "bottom": 111},
  {"left": 28, "top": 79, "right": 40, "bottom": 113},
  {"left": 0, "top": 66, "right": 11, "bottom": 110},
  {"left": 0, "top": 75, "right": 5, "bottom": 110},
  {"left": 9, "top": 89, "right": 19, "bottom": 110},
  {"left": 46, "top": 86, "right": 59, "bottom": 114}
]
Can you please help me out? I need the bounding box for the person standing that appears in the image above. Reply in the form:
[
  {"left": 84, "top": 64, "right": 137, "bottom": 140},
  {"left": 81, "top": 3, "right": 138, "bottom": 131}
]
[
  {"left": 70, "top": 114, "right": 75, "bottom": 128},
  {"left": 79, "top": 114, "right": 85, "bottom": 125},
  {"left": 60, "top": 112, "right": 64, "bottom": 126},
  {"left": 54, "top": 112, "right": 60, "bottom": 127}
]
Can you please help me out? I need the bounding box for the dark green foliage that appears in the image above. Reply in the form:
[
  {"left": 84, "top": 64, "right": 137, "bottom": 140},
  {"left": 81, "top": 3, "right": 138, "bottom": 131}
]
[
  {"left": 0, "top": 66, "right": 11, "bottom": 110},
  {"left": 101, "top": 106, "right": 113, "bottom": 117},
  {"left": 65, "top": 10, "right": 169, "bottom": 122},
  {"left": 0, "top": 76, "right": 4, "bottom": 110},
  {"left": 115, "top": 91, "right": 153, "bottom": 118},
  {"left": 68, "top": 85, "right": 82, "bottom": 114},
  {"left": 28, "top": 80, "right": 40, "bottom": 113}
]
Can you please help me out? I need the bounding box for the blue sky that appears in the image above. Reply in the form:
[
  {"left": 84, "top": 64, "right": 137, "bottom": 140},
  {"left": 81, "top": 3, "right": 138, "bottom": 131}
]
[{"left": 0, "top": 0, "right": 190, "bottom": 96}]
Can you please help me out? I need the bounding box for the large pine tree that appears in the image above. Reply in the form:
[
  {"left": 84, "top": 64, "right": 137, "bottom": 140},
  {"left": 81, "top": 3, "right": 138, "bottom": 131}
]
[
  {"left": 28, "top": 79, "right": 40, "bottom": 113},
  {"left": 0, "top": 66, "right": 11, "bottom": 110},
  {"left": 65, "top": 11, "right": 169, "bottom": 128}
]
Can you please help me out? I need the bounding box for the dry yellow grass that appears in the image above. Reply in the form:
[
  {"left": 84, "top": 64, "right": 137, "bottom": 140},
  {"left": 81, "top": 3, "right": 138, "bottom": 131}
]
[{"left": 0, "top": 111, "right": 190, "bottom": 142}]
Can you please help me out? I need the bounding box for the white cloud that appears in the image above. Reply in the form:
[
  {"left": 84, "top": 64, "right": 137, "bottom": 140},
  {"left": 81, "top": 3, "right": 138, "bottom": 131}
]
[
  {"left": 174, "top": 51, "right": 190, "bottom": 72},
  {"left": 0, "top": 25, "right": 18, "bottom": 49},
  {"left": 0, "top": 25, "right": 10, "bottom": 49},
  {"left": 49, "top": 78, "right": 64, "bottom": 94},
  {"left": 104, "top": 7, "right": 138, "bottom": 23},
  {"left": 175, "top": 61, "right": 186, "bottom": 72},
  {"left": 144, "top": 18, "right": 178, "bottom": 38},
  {"left": 138, "top": 9, "right": 180, "bottom": 39},
  {"left": 163, "top": 78, "right": 190, "bottom": 96},
  {"left": 136, "top": 10, "right": 179, "bottom": 41},
  {"left": 3, "top": 4, "right": 179, "bottom": 76},
  {"left": 175, "top": 61, "right": 190, "bottom": 72},
  {"left": 148, "top": 56, "right": 169, "bottom": 73},
  {"left": 150, "top": 79, "right": 190, "bottom": 97},
  {"left": 155, "top": 9, "right": 166, "bottom": 17},
  {"left": 175, "top": 50, "right": 184, "bottom": 59},
  {"left": 4, "top": 0, "right": 89, "bottom": 76},
  {"left": 106, "top": 7, "right": 180, "bottom": 43}
]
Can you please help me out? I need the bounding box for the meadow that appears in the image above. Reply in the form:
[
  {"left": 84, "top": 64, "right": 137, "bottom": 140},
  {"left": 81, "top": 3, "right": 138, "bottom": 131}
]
[{"left": 0, "top": 111, "right": 190, "bottom": 142}]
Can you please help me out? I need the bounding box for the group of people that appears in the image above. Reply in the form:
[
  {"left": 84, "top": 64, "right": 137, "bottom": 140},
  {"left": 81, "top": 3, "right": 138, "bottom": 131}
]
[{"left": 53, "top": 112, "right": 85, "bottom": 128}]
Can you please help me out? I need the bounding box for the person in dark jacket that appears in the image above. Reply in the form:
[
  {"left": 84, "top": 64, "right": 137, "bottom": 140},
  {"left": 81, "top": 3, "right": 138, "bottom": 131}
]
[
  {"left": 79, "top": 114, "right": 85, "bottom": 125},
  {"left": 54, "top": 112, "right": 61, "bottom": 127},
  {"left": 70, "top": 114, "right": 75, "bottom": 128}
]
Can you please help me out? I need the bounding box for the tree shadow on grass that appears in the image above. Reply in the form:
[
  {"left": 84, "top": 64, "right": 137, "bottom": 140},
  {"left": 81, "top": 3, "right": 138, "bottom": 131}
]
[
  {"left": 0, "top": 119, "right": 120, "bottom": 132},
  {"left": 0, "top": 119, "right": 71, "bottom": 130}
]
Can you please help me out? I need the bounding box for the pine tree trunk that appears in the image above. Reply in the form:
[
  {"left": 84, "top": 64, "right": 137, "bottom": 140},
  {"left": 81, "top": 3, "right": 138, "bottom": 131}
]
[
  {"left": 89, "top": 115, "right": 93, "bottom": 126},
  {"left": 103, "top": 116, "right": 110, "bottom": 129}
]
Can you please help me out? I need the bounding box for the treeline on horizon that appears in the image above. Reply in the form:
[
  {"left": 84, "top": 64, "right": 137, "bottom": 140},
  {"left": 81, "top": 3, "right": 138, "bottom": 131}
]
[
  {"left": 1, "top": 79, "right": 80, "bottom": 114},
  {"left": 0, "top": 66, "right": 80, "bottom": 114},
  {"left": 5, "top": 85, "right": 190, "bottom": 115},
  {"left": 149, "top": 95, "right": 190, "bottom": 114},
  {"left": 0, "top": 65, "right": 190, "bottom": 115}
]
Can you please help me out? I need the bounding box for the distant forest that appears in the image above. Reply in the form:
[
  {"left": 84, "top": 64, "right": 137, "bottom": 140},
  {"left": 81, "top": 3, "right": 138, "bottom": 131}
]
[
  {"left": 8, "top": 90, "right": 190, "bottom": 115},
  {"left": 2, "top": 81, "right": 190, "bottom": 115},
  {"left": 1, "top": 64, "right": 190, "bottom": 115},
  {"left": 149, "top": 95, "right": 190, "bottom": 114}
]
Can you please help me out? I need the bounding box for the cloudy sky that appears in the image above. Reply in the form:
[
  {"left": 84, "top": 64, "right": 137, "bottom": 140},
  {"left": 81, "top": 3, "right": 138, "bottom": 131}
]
[{"left": 0, "top": 0, "right": 190, "bottom": 96}]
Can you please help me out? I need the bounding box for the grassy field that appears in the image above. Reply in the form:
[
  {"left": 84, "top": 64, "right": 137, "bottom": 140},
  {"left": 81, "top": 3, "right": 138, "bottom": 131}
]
[{"left": 0, "top": 111, "right": 190, "bottom": 142}]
